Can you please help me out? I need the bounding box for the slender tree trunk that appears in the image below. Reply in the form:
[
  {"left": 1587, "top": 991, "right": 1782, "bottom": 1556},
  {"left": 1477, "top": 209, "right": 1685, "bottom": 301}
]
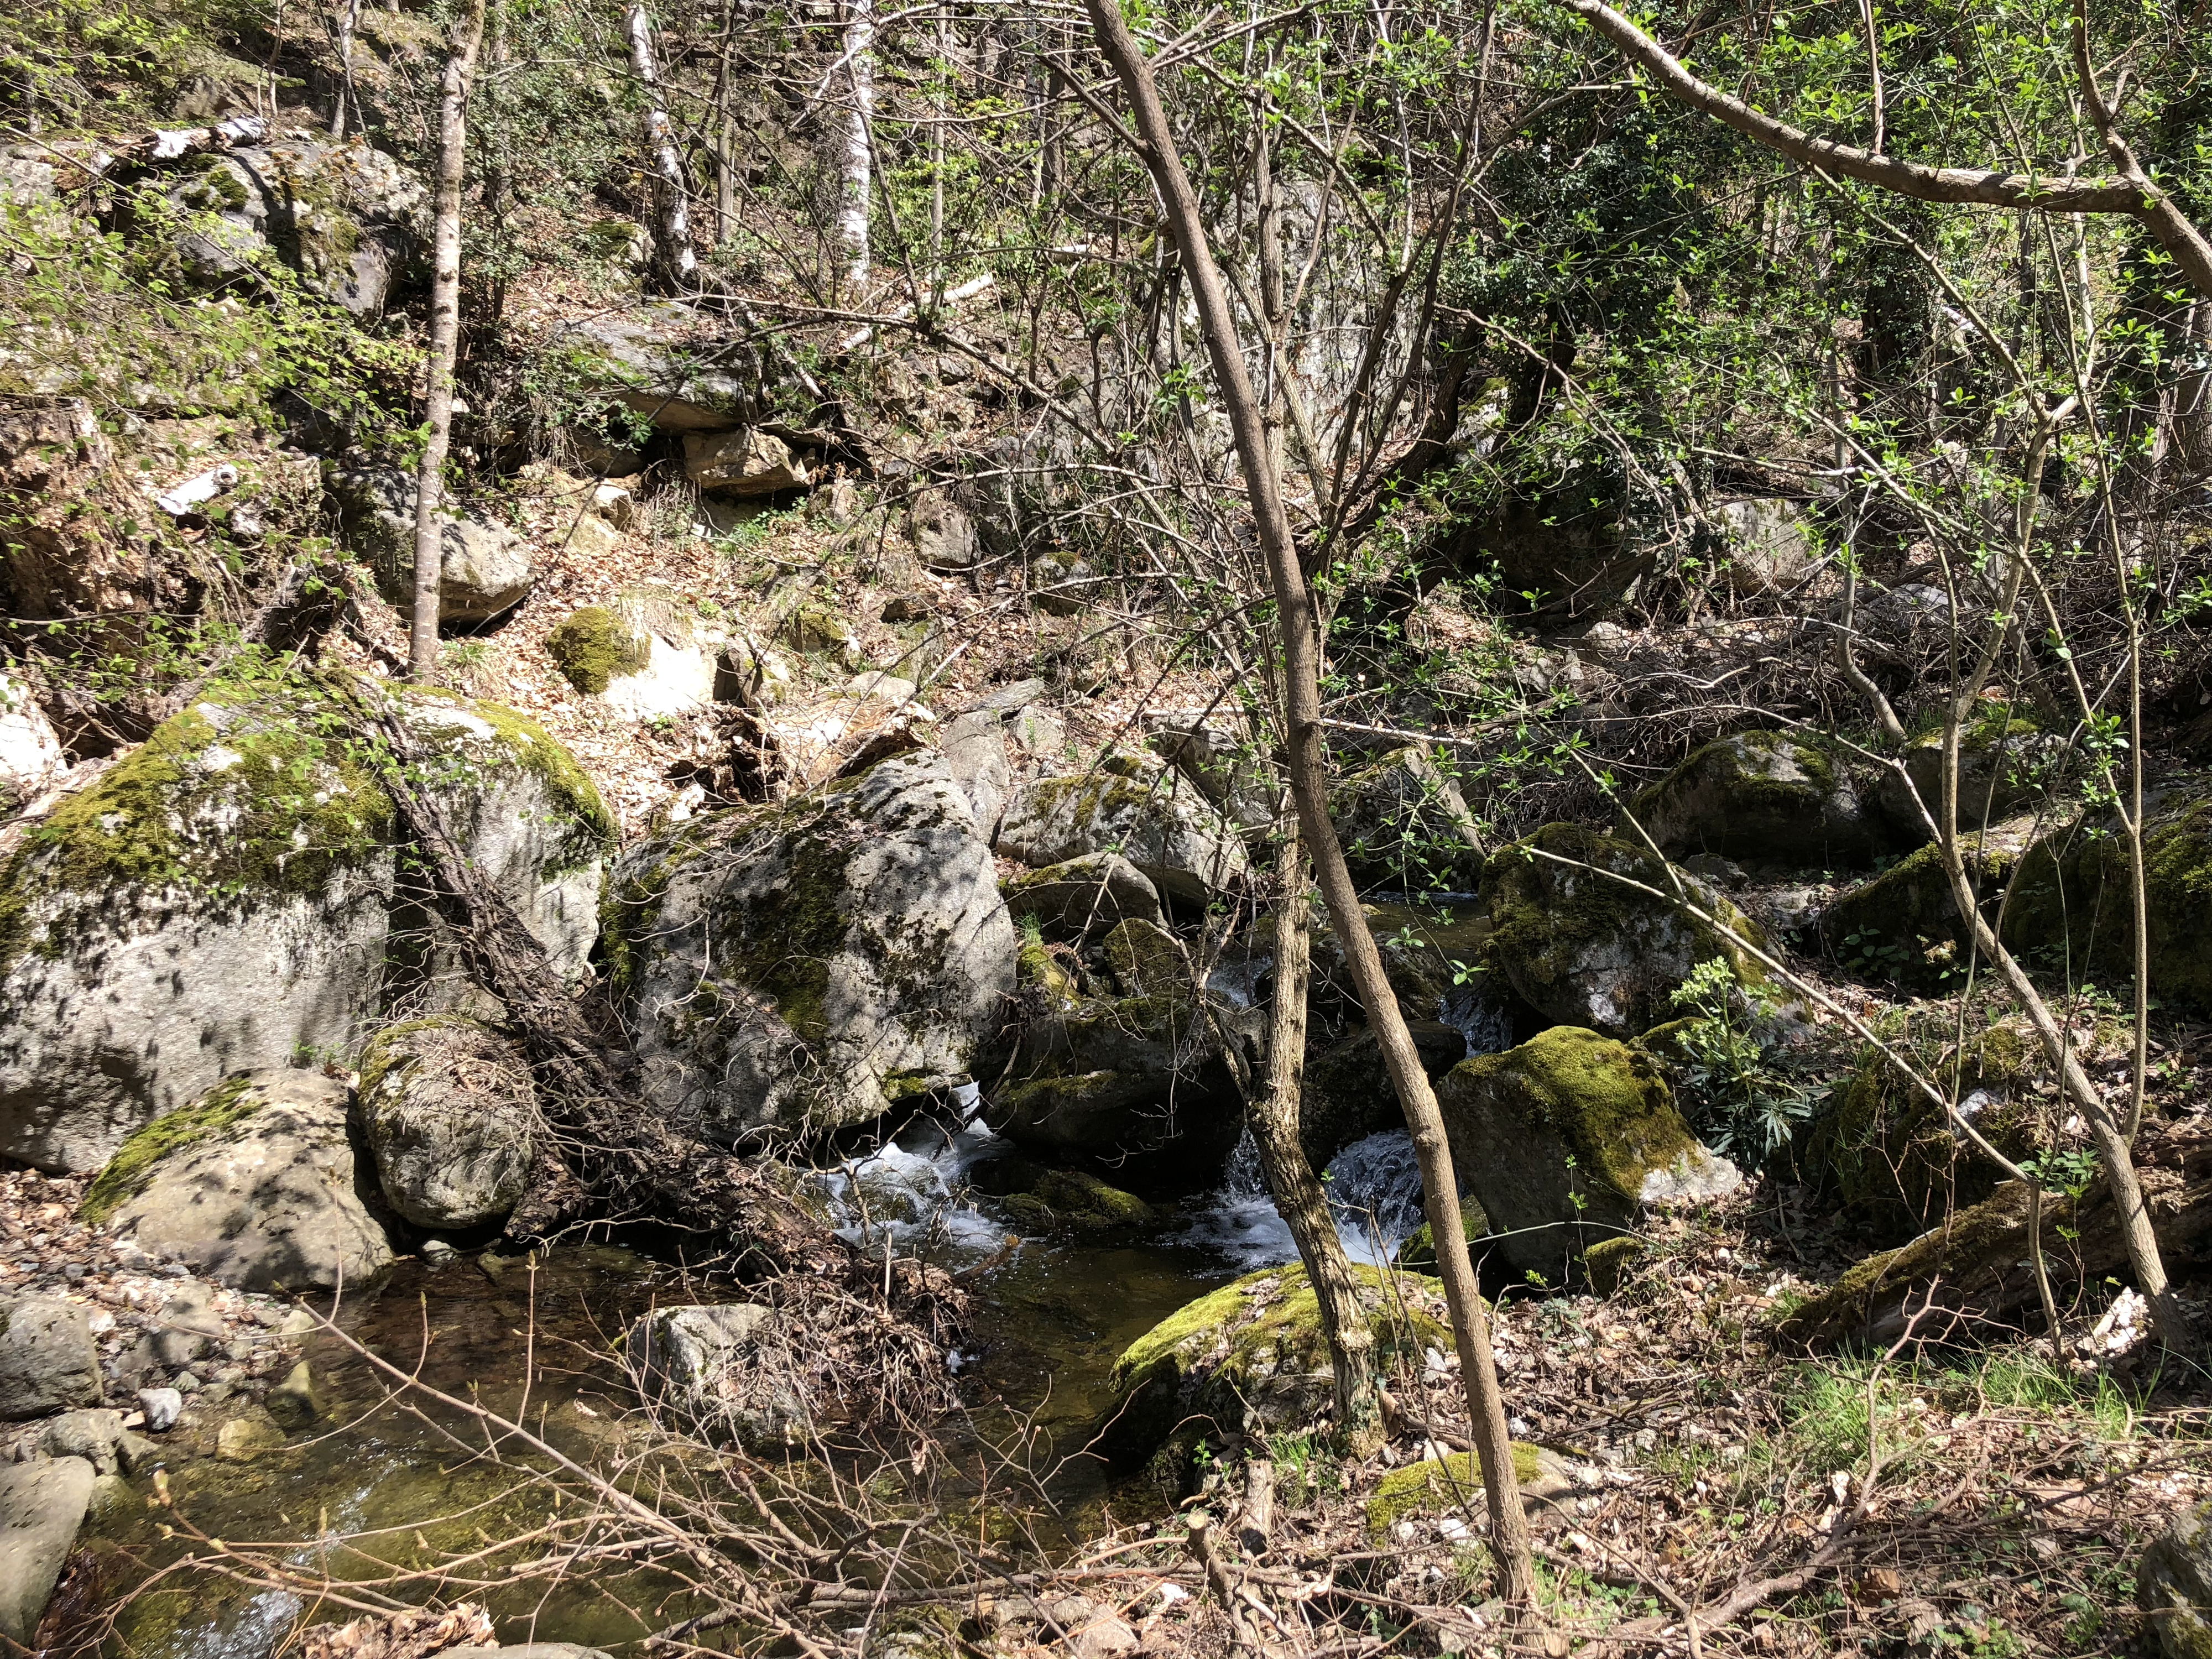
[
  {"left": 836, "top": 0, "right": 874, "bottom": 288},
  {"left": 330, "top": 0, "right": 365, "bottom": 140},
  {"left": 929, "top": 4, "right": 947, "bottom": 290},
  {"left": 406, "top": 0, "right": 486, "bottom": 683},
  {"left": 1082, "top": 0, "right": 1537, "bottom": 1616},
  {"left": 627, "top": 3, "right": 698, "bottom": 291},
  {"left": 1245, "top": 829, "right": 1380, "bottom": 1450}
]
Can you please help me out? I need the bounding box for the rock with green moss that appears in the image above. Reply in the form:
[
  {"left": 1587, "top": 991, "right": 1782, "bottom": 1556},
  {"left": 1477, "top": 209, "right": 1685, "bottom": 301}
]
[
  {"left": 1395, "top": 1196, "right": 1490, "bottom": 1272},
  {"left": 1802, "top": 1032, "right": 2049, "bottom": 1242},
  {"left": 627, "top": 1303, "right": 811, "bottom": 1453},
  {"left": 330, "top": 467, "right": 535, "bottom": 627},
  {"left": 2141, "top": 1502, "right": 2212, "bottom": 1659},
  {"left": 91, "top": 1070, "right": 395, "bottom": 1292},
  {"left": 1877, "top": 716, "right": 2064, "bottom": 841},
  {"left": 971, "top": 1157, "right": 1152, "bottom": 1228},
  {"left": 0, "top": 671, "right": 609, "bottom": 1171},
  {"left": 1437, "top": 1026, "right": 1739, "bottom": 1277},
  {"left": 611, "top": 752, "right": 1015, "bottom": 1142},
  {"left": 1298, "top": 1020, "right": 1466, "bottom": 1169},
  {"left": 356, "top": 1016, "right": 535, "bottom": 1230},
  {"left": 1329, "top": 743, "right": 1486, "bottom": 894},
  {"left": 554, "top": 303, "right": 774, "bottom": 435},
  {"left": 165, "top": 137, "right": 427, "bottom": 317},
  {"left": 1097, "top": 1262, "right": 1451, "bottom": 1465},
  {"left": 1484, "top": 823, "right": 1765, "bottom": 1037},
  {"left": 1818, "top": 839, "right": 2015, "bottom": 992},
  {"left": 1003, "top": 854, "right": 1165, "bottom": 942},
  {"left": 999, "top": 769, "right": 1250, "bottom": 907},
  {"left": 1633, "top": 730, "right": 1890, "bottom": 866},
  {"left": 1363, "top": 1442, "right": 1575, "bottom": 1537}
]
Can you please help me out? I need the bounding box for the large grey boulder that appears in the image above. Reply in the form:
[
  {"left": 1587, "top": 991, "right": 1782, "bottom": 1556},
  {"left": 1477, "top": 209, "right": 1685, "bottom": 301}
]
[
  {"left": 165, "top": 137, "right": 426, "bottom": 317},
  {"left": 939, "top": 711, "right": 1010, "bottom": 839},
  {"left": 554, "top": 304, "right": 773, "bottom": 433},
  {"left": 329, "top": 467, "right": 535, "bottom": 625},
  {"left": 1632, "top": 730, "right": 1889, "bottom": 867},
  {"left": 1438, "top": 1026, "right": 1739, "bottom": 1279},
  {"left": 88, "top": 1070, "right": 396, "bottom": 1292},
  {"left": 1712, "top": 498, "right": 1816, "bottom": 594},
  {"left": 1485, "top": 823, "right": 1766, "bottom": 1037},
  {"left": 1329, "top": 743, "right": 1485, "bottom": 894},
  {"left": 356, "top": 1017, "right": 535, "bottom": 1230},
  {"left": 0, "top": 674, "right": 62, "bottom": 816},
  {"left": 0, "top": 1299, "right": 101, "bottom": 1420},
  {"left": 1876, "top": 718, "right": 2064, "bottom": 840},
  {"left": 612, "top": 753, "right": 1016, "bottom": 1143},
  {"left": 683, "top": 428, "right": 810, "bottom": 494},
  {"left": 1147, "top": 716, "right": 1273, "bottom": 830},
  {"left": 0, "top": 1455, "right": 94, "bottom": 1644},
  {"left": 627, "top": 1304, "right": 810, "bottom": 1452},
  {"left": 0, "top": 676, "right": 611, "bottom": 1172},
  {"left": 1002, "top": 854, "right": 1165, "bottom": 942},
  {"left": 2142, "top": 1501, "right": 2212, "bottom": 1658},
  {"left": 998, "top": 766, "right": 1250, "bottom": 907}
]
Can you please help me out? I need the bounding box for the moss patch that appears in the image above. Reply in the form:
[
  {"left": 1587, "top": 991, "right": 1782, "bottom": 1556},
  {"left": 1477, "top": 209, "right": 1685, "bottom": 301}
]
[
  {"left": 1365, "top": 1443, "right": 1545, "bottom": 1536},
  {"left": 82, "top": 1076, "right": 265, "bottom": 1224},
  {"left": 1397, "top": 1197, "right": 1490, "bottom": 1272},
  {"left": 547, "top": 607, "right": 648, "bottom": 695}
]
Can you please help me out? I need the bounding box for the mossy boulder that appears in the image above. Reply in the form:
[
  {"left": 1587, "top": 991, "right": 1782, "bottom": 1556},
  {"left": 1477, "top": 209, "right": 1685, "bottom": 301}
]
[
  {"left": 1097, "top": 1262, "right": 1451, "bottom": 1466},
  {"left": 999, "top": 769, "right": 1250, "bottom": 908},
  {"left": 356, "top": 1016, "right": 536, "bottom": 1231},
  {"left": 1395, "top": 1196, "right": 1491, "bottom": 1272},
  {"left": 328, "top": 467, "right": 535, "bottom": 627},
  {"left": 610, "top": 751, "right": 1016, "bottom": 1144},
  {"left": 91, "top": 1070, "right": 395, "bottom": 1292},
  {"left": 1633, "top": 730, "right": 1890, "bottom": 867},
  {"left": 1818, "top": 839, "right": 2015, "bottom": 992},
  {"left": 970, "top": 1157, "right": 1152, "bottom": 1229},
  {"left": 2140, "top": 1501, "right": 2212, "bottom": 1659},
  {"left": 1437, "top": 1026, "right": 1739, "bottom": 1279},
  {"left": 1803, "top": 1031, "right": 2050, "bottom": 1242},
  {"left": 1329, "top": 743, "right": 1486, "bottom": 895},
  {"left": 1364, "top": 1442, "right": 1573, "bottom": 1537},
  {"left": 1002, "top": 853, "right": 1165, "bottom": 942},
  {"left": 547, "top": 606, "right": 650, "bottom": 695},
  {"left": 1484, "top": 823, "right": 1766, "bottom": 1038},
  {"left": 1876, "top": 716, "right": 2064, "bottom": 842},
  {"left": 0, "top": 671, "right": 610, "bottom": 1171},
  {"left": 1298, "top": 1020, "right": 1466, "bottom": 1170}
]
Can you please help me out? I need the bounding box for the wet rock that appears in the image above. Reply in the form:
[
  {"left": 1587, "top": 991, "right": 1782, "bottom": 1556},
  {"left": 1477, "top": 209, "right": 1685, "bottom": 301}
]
[
  {"left": 2140, "top": 1500, "right": 2212, "bottom": 1658},
  {"left": 90, "top": 1071, "right": 396, "bottom": 1293},
  {"left": 999, "top": 769, "right": 1250, "bottom": 908},
  {"left": 970, "top": 1159, "right": 1151, "bottom": 1229},
  {"left": 215, "top": 1407, "right": 286, "bottom": 1462},
  {"left": 1297, "top": 1021, "right": 1466, "bottom": 1170},
  {"left": 137, "top": 1387, "right": 182, "bottom": 1432},
  {"left": 1438, "top": 1026, "right": 1739, "bottom": 1279},
  {"left": 1003, "top": 853, "right": 1166, "bottom": 942},
  {"left": 0, "top": 673, "right": 62, "bottom": 816},
  {"left": 0, "top": 1298, "right": 101, "bottom": 1419},
  {"left": 264, "top": 1360, "right": 324, "bottom": 1430},
  {"left": 1331, "top": 744, "right": 1486, "bottom": 894},
  {"left": 627, "top": 1304, "right": 810, "bottom": 1452},
  {"left": 1098, "top": 1263, "right": 1450, "bottom": 1468},
  {"left": 0, "top": 1455, "right": 94, "bottom": 1643},
  {"left": 356, "top": 1016, "right": 535, "bottom": 1230},
  {"left": 612, "top": 753, "right": 1016, "bottom": 1142},
  {"left": 1632, "top": 730, "right": 1890, "bottom": 867},
  {"left": 164, "top": 137, "right": 426, "bottom": 317},
  {"left": 1484, "top": 822, "right": 1766, "bottom": 1037},
  {"left": 328, "top": 466, "right": 535, "bottom": 626},
  {"left": 684, "top": 428, "right": 810, "bottom": 495}
]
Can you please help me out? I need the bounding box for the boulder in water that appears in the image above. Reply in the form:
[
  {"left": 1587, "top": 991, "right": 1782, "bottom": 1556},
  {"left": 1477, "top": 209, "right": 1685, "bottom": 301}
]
[
  {"left": 1395, "top": 1195, "right": 1491, "bottom": 1272},
  {"left": 1484, "top": 823, "right": 1765, "bottom": 1037},
  {"left": 0, "top": 1297, "right": 101, "bottom": 1420},
  {"left": 1098, "top": 1262, "right": 1449, "bottom": 1469},
  {"left": 356, "top": 1016, "right": 536, "bottom": 1231},
  {"left": 85, "top": 1070, "right": 396, "bottom": 1292},
  {"left": 611, "top": 752, "right": 1015, "bottom": 1144},
  {"left": 998, "top": 766, "right": 1249, "bottom": 907},
  {"left": 1329, "top": 743, "right": 1486, "bottom": 894},
  {"left": 0, "top": 1454, "right": 94, "bottom": 1643},
  {"left": 627, "top": 1303, "right": 811, "bottom": 1452},
  {"left": 1438, "top": 1026, "right": 1739, "bottom": 1279},
  {"left": 1631, "top": 730, "right": 1889, "bottom": 867}
]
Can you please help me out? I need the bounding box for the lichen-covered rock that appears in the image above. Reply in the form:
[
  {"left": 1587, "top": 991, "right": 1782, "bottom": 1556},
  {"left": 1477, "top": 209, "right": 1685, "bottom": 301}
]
[
  {"left": 2141, "top": 1501, "right": 2212, "bottom": 1659},
  {"left": 610, "top": 752, "right": 1015, "bottom": 1143},
  {"left": 1876, "top": 716, "right": 2064, "bottom": 840},
  {"left": 1632, "top": 730, "right": 1889, "bottom": 866},
  {"left": 1097, "top": 1262, "right": 1449, "bottom": 1466},
  {"left": 0, "top": 1454, "right": 95, "bottom": 1644},
  {"left": 355, "top": 1016, "right": 535, "bottom": 1230},
  {"left": 164, "top": 138, "right": 427, "bottom": 317},
  {"left": 1363, "top": 1443, "right": 1575, "bottom": 1537},
  {"left": 1712, "top": 498, "right": 1816, "bottom": 594},
  {"left": 328, "top": 467, "right": 535, "bottom": 625},
  {"left": 87, "top": 1070, "right": 395, "bottom": 1292},
  {"left": 1818, "top": 839, "right": 2015, "bottom": 991},
  {"left": 1003, "top": 853, "right": 1166, "bottom": 941},
  {"left": 1484, "top": 823, "right": 1765, "bottom": 1037},
  {"left": 555, "top": 304, "right": 776, "bottom": 433},
  {"left": 1329, "top": 744, "right": 1486, "bottom": 894},
  {"left": 999, "top": 769, "right": 1250, "bottom": 907},
  {"left": 0, "top": 674, "right": 62, "bottom": 815},
  {"left": 627, "top": 1303, "right": 810, "bottom": 1452},
  {"left": 1437, "top": 1026, "right": 1739, "bottom": 1277},
  {"left": 1803, "top": 1031, "right": 2049, "bottom": 1242},
  {"left": 683, "top": 427, "right": 810, "bottom": 494},
  {"left": 0, "top": 1298, "right": 101, "bottom": 1420}
]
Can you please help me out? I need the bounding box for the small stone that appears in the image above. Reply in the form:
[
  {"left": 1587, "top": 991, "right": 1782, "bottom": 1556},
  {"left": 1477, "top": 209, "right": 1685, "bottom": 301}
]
[
  {"left": 173, "top": 1371, "right": 202, "bottom": 1394},
  {"left": 264, "top": 1360, "right": 324, "bottom": 1430},
  {"left": 215, "top": 1409, "right": 285, "bottom": 1463}
]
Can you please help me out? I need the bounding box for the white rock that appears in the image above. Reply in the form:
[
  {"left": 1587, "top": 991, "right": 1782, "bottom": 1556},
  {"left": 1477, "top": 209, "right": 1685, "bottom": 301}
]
[{"left": 136, "top": 1387, "right": 183, "bottom": 1432}]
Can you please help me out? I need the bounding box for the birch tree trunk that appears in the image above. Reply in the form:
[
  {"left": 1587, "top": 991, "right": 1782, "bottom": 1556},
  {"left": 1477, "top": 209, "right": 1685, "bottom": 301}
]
[
  {"left": 627, "top": 3, "right": 698, "bottom": 291},
  {"left": 836, "top": 0, "right": 874, "bottom": 288},
  {"left": 1083, "top": 0, "right": 1538, "bottom": 1618},
  {"left": 406, "top": 0, "right": 486, "bottom": 683},
  {"left": 1245, "top": 829, "right": 1380, "bottom": 1449},
  {"left": 330, "top": 0, "right": 365, "bottom": 140}
]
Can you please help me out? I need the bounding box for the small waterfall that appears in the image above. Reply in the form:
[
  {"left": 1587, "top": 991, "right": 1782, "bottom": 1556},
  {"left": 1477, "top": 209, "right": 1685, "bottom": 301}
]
[
  {"left": 812, "top": 1085, "right": 1008, "bottom": 1253},
  {"left": 1175, "top": 1126, "right": 1446, "bottom": 1270}
]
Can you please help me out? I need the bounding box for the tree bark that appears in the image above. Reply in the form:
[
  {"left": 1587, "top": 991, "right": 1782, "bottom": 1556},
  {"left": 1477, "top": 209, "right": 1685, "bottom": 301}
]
[
  {"left": 1082, "top": 0, "right": 1537, "bottom": 1615},
  {"left": 627, "top": 4, "right": 698, "bottom": 292},
  {"left": 836, "top": 0, "right": 874, "bottom": 288},
  {"left": 330, "top": 0, "right": 365, "bottom": 140},
  {"left": 1244, "top": 830, "right": 1380, "bottom": 1449},
  {"left": 406, "top": 0, "right": 486, "bottom": 683}
]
